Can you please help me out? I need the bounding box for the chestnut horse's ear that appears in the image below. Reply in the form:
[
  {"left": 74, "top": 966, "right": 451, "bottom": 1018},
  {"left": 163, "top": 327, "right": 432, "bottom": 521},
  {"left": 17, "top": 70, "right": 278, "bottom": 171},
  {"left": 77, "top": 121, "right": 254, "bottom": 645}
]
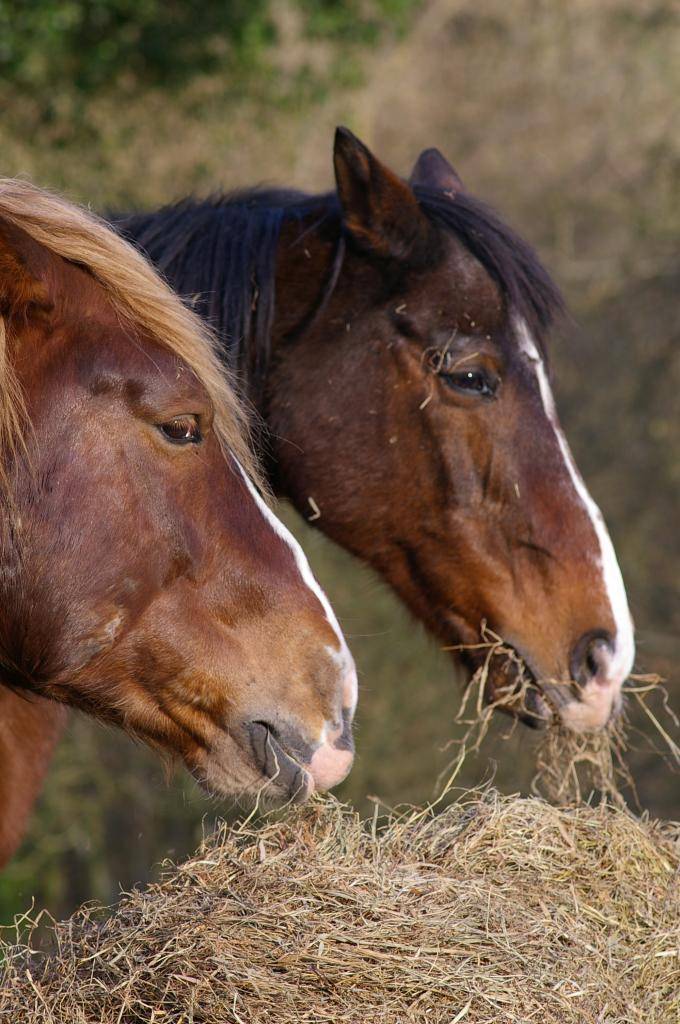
[
  {"left": 333, "top": 126, "right": 434, "bottom": 261},
  {"left": 0, "top": 220, "right": 52, "bottom": 316},
  {"left": 409, "top": 148, "right": 464, "bottom": 197}
]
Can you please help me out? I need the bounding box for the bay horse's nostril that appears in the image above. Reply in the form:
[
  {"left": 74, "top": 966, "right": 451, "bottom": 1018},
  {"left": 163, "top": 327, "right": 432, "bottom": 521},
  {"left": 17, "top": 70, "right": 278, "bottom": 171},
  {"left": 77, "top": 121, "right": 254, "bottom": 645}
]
[{"left": 570, "top": 632, "right": 614, "bottom": 687}]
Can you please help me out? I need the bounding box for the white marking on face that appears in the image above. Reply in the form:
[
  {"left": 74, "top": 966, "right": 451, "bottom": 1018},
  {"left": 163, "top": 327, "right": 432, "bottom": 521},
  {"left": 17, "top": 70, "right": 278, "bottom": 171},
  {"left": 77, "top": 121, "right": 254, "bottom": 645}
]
[
  {"left": 514, "top": 317, "right": 635, "bottom": 687},
  {"left": 236, "top": 463, "right": 358, "bottom": 714}
]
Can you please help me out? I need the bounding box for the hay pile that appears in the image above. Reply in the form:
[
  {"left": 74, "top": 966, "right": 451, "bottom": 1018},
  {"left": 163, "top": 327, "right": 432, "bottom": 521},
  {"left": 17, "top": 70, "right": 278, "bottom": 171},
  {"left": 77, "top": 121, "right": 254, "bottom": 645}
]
[{"left": 2, "top": 793, "right": 679, "bottom": 1024}]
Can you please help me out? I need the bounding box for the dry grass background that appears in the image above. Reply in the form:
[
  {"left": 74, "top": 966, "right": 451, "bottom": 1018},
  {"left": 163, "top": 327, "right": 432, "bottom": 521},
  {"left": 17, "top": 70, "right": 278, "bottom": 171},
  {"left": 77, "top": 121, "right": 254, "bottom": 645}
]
[{"left": 2, "top": 793, "right": 679, "bottom": 1023}]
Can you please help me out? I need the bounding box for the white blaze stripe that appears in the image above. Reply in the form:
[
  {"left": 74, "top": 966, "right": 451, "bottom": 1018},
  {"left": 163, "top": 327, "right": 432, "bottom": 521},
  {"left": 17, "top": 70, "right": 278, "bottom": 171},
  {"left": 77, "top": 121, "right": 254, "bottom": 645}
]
[
  {"left": 236, "top": 463, "right": 358, "bottom": 711},
  {"left": 515, "top": 317, "right": 635, "bottom": 682}
]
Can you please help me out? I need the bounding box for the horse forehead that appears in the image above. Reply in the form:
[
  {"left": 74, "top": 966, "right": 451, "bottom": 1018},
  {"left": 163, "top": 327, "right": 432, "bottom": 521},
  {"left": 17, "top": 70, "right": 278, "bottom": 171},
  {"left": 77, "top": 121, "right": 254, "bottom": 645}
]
[
  {"left": 403, "top": 237, "right": 504, "bottom": 330},
  {"left": 64, "top": 318, "right": 202, "bottom": 395},
  {"left": 37, "top": 256, "right": 202, "bottom": 389}
]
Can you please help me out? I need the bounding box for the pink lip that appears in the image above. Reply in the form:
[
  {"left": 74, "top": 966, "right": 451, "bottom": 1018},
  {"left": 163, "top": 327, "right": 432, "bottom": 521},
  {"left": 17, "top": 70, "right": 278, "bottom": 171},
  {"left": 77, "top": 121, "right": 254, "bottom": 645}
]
[{"left": 308, "top": 743, "right": 354, "bottom": 792}]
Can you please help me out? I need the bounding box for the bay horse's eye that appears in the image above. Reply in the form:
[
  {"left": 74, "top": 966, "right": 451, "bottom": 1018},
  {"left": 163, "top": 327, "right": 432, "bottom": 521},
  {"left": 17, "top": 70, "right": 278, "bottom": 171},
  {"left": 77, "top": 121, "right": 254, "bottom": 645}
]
[
  {"left": 158, "top": 415, "right": 203, "bottom": 445},
  {"left": 441, "top": 369, "right": 497, "bottom": 399}
]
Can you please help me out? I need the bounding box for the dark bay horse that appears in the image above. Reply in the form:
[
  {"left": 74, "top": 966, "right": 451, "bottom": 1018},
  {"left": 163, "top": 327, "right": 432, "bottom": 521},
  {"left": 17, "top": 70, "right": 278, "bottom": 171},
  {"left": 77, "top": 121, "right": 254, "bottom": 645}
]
[
  {"left": 118, "top": 128, "right": 634, "bottom": 736},
  {"left": 0, "top": 179, "right": 357, "bottom": 867}
]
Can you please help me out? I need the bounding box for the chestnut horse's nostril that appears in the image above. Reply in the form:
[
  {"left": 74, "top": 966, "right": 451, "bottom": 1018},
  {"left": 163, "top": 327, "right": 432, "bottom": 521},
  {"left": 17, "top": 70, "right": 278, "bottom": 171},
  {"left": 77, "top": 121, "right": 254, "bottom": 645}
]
[
  {"left": 570, "top": 632, "right": 614, "bottom": 687},
  {"left": 340, "top": 707, "right": 355, "bottom": 751}
]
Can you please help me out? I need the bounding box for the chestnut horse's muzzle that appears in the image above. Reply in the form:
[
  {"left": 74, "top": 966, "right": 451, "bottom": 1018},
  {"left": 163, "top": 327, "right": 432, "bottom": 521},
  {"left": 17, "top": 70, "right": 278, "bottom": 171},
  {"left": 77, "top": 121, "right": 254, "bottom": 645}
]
[
  {"left": 246, "top": 712, "right": 355, "bottom": 802},
  {"left": 247, "top": 721, "right": 311, "bottom": 802}
]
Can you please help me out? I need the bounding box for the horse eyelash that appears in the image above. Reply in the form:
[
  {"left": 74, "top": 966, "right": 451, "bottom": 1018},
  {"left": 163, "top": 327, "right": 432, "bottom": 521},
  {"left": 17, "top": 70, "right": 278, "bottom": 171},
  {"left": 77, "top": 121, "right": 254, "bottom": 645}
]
[{"left": 424, "top": 347, "right": 481, "bottom": 375}]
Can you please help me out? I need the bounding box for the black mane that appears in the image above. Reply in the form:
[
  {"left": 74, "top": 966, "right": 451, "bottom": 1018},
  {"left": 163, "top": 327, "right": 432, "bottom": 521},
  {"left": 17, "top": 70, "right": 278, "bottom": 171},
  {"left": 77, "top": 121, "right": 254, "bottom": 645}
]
[{"left": 115, "top": 184, "right": 563, "bottom": 396}]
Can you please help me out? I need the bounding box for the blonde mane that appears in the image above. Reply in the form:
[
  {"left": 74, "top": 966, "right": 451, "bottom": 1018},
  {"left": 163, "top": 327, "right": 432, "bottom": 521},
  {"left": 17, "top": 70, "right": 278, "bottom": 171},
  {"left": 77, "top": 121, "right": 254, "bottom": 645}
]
[{"left": 0, "top": 178, "right": 262, "bottom": 489}]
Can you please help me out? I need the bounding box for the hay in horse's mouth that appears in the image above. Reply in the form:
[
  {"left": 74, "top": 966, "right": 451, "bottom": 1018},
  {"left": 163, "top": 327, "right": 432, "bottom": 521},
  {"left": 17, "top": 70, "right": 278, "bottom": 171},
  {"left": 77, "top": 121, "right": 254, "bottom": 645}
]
[
  {"left": 443, "top": 624, "right": 677, "bottom": 806},
  {"left": 445, "top": 621, "right": 633, "bottom": 732},
  {"left": 444, "top": 624, "right": 558, "bottom": 731}
]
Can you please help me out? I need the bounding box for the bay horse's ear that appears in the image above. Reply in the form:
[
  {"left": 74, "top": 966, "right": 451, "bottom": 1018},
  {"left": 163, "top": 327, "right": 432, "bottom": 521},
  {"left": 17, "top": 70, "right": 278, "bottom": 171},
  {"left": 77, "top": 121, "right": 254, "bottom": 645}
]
[
  {"left": 0, "top": 219, "right": 53, "bottom": 317},
  {"left": 333, "top": 126, "right": 434, "bottom": 262},
  {"left": 409, "top": 148, "right": 464, "bottom": 197}
]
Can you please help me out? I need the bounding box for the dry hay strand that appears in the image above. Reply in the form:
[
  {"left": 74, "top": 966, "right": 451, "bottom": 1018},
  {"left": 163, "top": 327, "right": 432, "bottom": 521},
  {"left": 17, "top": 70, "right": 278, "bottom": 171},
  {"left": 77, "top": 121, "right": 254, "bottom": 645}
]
[
  {"left": 2, "top": 792, "right": 679, "bottom": 1024},
  {"left": 444, "top": 625, "right": 679, "bottom": 806},
  {"left": 532, "top": 677, "right": 679, "bottom": 807}
]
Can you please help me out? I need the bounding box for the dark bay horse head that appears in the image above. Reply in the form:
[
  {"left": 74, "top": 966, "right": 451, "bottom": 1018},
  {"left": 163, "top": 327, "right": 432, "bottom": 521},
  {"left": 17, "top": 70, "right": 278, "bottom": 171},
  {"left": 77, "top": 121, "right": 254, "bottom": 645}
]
[
  {"left": 117, "top": 131, "right": 634, "bottom": 733},
  {"left": 0, "top": 179, "right": 356, "bottom": 805}
]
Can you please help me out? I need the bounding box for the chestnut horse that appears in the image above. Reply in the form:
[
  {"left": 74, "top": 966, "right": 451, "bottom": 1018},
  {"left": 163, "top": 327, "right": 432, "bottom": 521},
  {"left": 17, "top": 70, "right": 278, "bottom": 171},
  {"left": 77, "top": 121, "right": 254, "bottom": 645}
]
[
  {"left": 0, "top": 180, "right": 357, "bottom": 867},
  {"left": 118, "top": 129, "right": 634, "bottom": 733}
]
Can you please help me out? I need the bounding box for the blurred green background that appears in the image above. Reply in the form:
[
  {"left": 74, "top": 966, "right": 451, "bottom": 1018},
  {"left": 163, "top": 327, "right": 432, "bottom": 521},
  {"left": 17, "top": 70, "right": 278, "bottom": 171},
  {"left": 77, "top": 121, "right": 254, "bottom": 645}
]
[{"left": 0, "top": 0, "right": 678, "bottom": 921}]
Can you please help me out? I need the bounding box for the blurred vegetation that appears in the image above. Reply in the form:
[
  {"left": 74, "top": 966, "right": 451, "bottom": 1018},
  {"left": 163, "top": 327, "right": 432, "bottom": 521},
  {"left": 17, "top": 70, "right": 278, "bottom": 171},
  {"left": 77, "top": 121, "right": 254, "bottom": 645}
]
[
  {"left": 0, "top": 0, "right": 678, "bottom": 923},
  {"left": 0, "top": 0, "right": 418, "bottom": 123},
  {"left": 0, "top": 1, "right": 272, "bottom": 92}
]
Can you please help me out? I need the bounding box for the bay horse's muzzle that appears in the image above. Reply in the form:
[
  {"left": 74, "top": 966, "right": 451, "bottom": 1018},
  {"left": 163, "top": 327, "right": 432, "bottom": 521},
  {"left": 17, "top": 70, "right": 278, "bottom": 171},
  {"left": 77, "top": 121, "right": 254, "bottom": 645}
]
[
  {"left": 522, "top": 631, "right": 627, "bottom": 733},
  {"left": 474, "top": 626, "right": 629, "bottom": 733},
  {"left": 558, "top": 630, "right": 625, "bottom": 732}
]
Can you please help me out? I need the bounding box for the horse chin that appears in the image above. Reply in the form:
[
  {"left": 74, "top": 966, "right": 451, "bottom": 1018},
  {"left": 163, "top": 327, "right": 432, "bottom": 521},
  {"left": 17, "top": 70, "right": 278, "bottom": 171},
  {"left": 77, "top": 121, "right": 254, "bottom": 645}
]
[
  {"left": 487, "top": 663, "right": 554, "bottom": 730},
  {"left": 513, "top": 684, "right": 553, "bottom": 730}
]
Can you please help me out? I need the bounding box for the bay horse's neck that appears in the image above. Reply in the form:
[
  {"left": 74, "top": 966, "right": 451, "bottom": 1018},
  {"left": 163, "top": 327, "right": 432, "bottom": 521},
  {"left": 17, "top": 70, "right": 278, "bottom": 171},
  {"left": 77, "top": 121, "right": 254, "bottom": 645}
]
[
  {"left": 232, "top": 195, "right": 348, "bottom": 416},
  {"left": 255, "top": 203, "right": 386, "bottom": 496},
  {"left": 272, "top": 214, "right": 346, "bottom": 351},
  {"left": 117, "top": 192, "right": 347, "bottom": 431}
]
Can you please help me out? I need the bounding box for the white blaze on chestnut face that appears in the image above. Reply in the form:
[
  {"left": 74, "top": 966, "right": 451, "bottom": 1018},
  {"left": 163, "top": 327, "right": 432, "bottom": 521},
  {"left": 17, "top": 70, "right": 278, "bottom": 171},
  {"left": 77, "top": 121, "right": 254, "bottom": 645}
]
[
  {"left": 236, "top": 463, "right": 359, "bottom": 725},
  {"left": 514, "top": 317, "right": 635, "bottom": 718}
]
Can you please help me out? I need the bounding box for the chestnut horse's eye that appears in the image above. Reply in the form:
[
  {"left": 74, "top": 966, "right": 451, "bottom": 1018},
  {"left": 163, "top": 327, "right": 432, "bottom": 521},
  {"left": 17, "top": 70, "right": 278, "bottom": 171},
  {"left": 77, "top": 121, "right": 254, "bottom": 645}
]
[
  {"left": 158, "top": 415, "right": 203, "bottom": 445},
  {"left": 441, "top": 369, "right": 497, "bottom": 398}
]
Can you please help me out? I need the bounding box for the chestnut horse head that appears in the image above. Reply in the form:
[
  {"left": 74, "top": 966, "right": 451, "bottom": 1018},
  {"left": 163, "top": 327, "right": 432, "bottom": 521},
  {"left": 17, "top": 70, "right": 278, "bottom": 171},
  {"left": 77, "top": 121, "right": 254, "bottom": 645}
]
[
  {"left": 0, "top": 179, "right": 357, "bottom": 806},
  {"left": 118, "top": 130, "right": 635, "bottom": 733}
]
